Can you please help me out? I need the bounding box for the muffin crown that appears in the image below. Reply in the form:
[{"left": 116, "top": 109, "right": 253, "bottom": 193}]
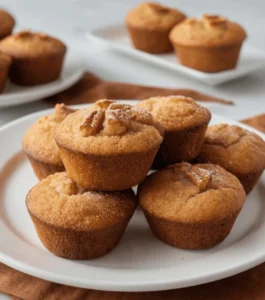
[
  {"left": 0, "top": 30, "right": 67, "bottom": 58},
  {"left": 126, "top": 2, "right": 186, "bottom": 29},
  {"left": 22, "top": 104, "right": 76, "bottom": 166},
  {"left": 0, "top": 51, "right": 11, "bottom": 67},
  {"left": 55, "top": 100, "right": 164, "bottom": 155},
  {"left": 170, "top": 14, "right": 247, "bottom": 47},
  {"left": 0, "top": 9, "right": 15, "bottom": 32},
  {"left": 136, "top": 96, "right": 211, "bottom": 131},
  {"left": 26, "top": 172, "right": 136, "bottom": 231},
  {"left": 138, "top": 162, "right": 246, "bottom": 223},
  {"left": 199, "top": 124, "right": 265, "bottom": 173}
]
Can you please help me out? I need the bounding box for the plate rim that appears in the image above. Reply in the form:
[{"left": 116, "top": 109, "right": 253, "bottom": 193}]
[
  {"left": 87, "top": 23, "right": 265, "bottom": 85},
  {"left": 0, "top": 101, "right": 265, "bottom": 292}
]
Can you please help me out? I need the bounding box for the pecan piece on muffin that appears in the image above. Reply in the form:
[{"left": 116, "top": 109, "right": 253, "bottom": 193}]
[
  {"left": 197, "top": 124, "right": 265, "bottom": 193},
  {"left": 138, "top": 162, "right": 246, "bottom": 249},
  {"left": 0, "top": 31, "right": 67, "bottom": 85},
  {"left": 137, "top": 96, "right": 211, "bottom": 168},
  {"left": 126, "top": 2, "right": 186, "bottom": 54},
  {"left": 55, "top": 99, "right": 164, "bottom": 191},
  {"left": 27, "top": 172, "right": 137, "bottom": 259},
  {"left": 22, "top": 104, "right": 76, "bottom": 180},
  {"left": 169, "top": 14, "right": 247, "bottom": 72}
]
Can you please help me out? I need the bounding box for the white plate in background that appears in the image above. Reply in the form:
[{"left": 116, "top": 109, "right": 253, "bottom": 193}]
[
  {"left": 87, "top": 24, "right": 265, "bottom": 85},
  {"left": 0, "top": 49, "right": 85, "bottom": 108},
  {"left": 0, "top": 101, "right": 265, "bottom": 292}
]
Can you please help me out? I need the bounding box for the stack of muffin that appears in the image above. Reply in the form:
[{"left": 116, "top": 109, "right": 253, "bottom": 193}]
[
  {"left": 0, "top": 9, "right": 67, "bottom": 92},
  {"left": 125, "top": 2, "right": 247, "bottom": 73},
  {"left": 23, "top": 96, "right": 265, "bottom": 259}
]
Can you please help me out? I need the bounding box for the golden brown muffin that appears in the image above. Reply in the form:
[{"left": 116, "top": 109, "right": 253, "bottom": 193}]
[
  {"left": 27, "top": 172, "right": 137, "bottom": 259},
  {"left": 138, "top": 162, "right": 246, "bottom": 249},
  {"left": 0, "top": 52, "right": 11, "bottom": 92},
  {"left": 136, "top": 96, "right": 211, "bottom": 168},
  {"left": 0, "top": 9, "right": 15, "bottom": 39},
  {"left": 55, "top": 100, "right": 164, "bottom": 191},
  {"left": 169, "top": 15, "right": 247, "bottom": 72},
  {"left": 126, "top": 2, "right": 186, "bottom": 54},
  {"left": 22, "top": 104, "right": 76, "bottom": 180},
  {"left": 0, "top": 31, "right": 67, "bottom": 85},
  {"left": 197, "top": 124, "right": 265, "bottom": 194}
]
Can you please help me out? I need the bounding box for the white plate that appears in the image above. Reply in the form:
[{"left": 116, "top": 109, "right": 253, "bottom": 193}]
[
  {"left": 87, "top": 24, "right": 265, "bottom": 85},
  {"left": 0, "top": 50, "right": 85, "bottom": 108},
  {"left": 0, "top": 101, "right": 265, "bottom": 292}
]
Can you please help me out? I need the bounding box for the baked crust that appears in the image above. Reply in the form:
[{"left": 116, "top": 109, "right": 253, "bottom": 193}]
[
  {"left": 197, "top": 124, "right": 265, "bottom": 193},
  {"left": 138, "top": 162, "right": 246, "bottom": 249},
  {"left": 27, "top": 172, "right": 137, "bottom": 259},
  {"left": 0, "top": 9, "right": 15, "bottom": 39}
]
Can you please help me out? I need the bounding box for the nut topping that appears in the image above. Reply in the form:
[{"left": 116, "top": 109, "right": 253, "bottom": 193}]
[{"left": 80, "top": 110, "right": 105, "bottom": 136}]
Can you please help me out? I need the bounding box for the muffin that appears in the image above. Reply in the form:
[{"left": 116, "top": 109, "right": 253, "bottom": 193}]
[
  {"left": 0, "top": 9, "right": 15, "bottom": 39},
  {"left": 0, "top": 31, "right": 67, "bottom": 85},
  {"left": 138, "top": 162, "right": 246, "bottom": 249},
  {"left": 22, "top": 104, "right": 76, "bottom": 180},
  {"left": 55, "top": 100, "right": 164, "bottom": 191},
  {"left": 126, "top": 2, "right": 186, "bottom": 54},
  {"left": 27, "top": 172, "right": 137, "bottom": 259},
  {"left": 0, "top": 52, "right": 11, "bottom": 92},
  {"left": 136, "top": 96, "right": 211, "bottom": 169},
  {"left": 197, "top": 124, "right": 265, "bottom": 193},
  {"left": 169, "top": 14, "right": 247, "bottom": 72}
]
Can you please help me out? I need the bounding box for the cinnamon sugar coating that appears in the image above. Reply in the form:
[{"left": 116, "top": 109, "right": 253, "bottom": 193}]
[
  {"left": 170, "top": 14, "right": 247, "bottom": 47},
  {"left": 126, "top": 2, "right": 186, "bottom": 30},
  {"left": 136, "top": 96, "right": 211, "bottom": 132},
  {"left": 197, "top": 124, "right": 265, "bottom": 193},
  {"left": 22, "top": 104, "right": 76, "bottom": 166},
  {"left": 0, "top": 31, "right": 66, "bottom": 58},
  {"left": 139, "top": 163, "right": 245, "bottom": 223},
  {"left": 27, "top": 172, "right": 136, "bottom": 231},
  {"left": 55, "top": 100, "right": 163, "bottom": 156}
]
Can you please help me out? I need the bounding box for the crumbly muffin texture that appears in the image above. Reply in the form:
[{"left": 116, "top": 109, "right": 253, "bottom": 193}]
[
  {"left": 27, "top": 172, "right": 136, "bottom": 231},
  {"left": 139, "top": 162, "right": 245, "bottom": 223},
  {"left": 22, "top": 104, "right": 76, "bottom": 165},
  {"left": 136, "top": 96, "right": 211, "bottom": 131},
  {"left": 126, "top": 2, "right": 186, "bottom": 29},
  {"left": 0, "top": 31, "right": 66, "bottom": 58},
  {"left": 56, "top": 100, "right": 164, "bottom": 155},
  {"left": 170, "top": 14, "right": 247, "bottom": 47},
  {"left": 199, "top": 124, "right": 265, "bottom": 174}
]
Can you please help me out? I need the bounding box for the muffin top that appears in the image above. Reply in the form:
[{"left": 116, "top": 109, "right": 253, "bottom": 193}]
[
  {"left": 55, "top": 100, "right": 164, "bottom": 156},
  {"left": 198, "top": 124, "right": 265, "bottom": 174},
  {"left": 22, "top": 104, "right": 76, "bottom": 166},
  {"left": 126, "top": 2, "right": 186, "bottom": 29},
  {"left": 0, "top": 31, "right": 67, "bottom": 58},
  {"left": 138, "top": 162, "right": 245, "bottom": 223},
  {"left": 136, "top": 96, "right": 211, "bottom": 132},
  {"left": 27, "top": 172, "right": 136, "bottom": 231},
  {"left": 0, "top": 51, "right": 11, "bottom": 68},
  {"left": 170, "top": 14, "right": 247, "bottom": 47},
  {"left": 0, "top": 9, "right": 15, "bottom": 37}
]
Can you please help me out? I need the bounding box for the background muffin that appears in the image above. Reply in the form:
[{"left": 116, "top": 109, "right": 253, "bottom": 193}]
[
  {"left": 0, "top": 9, "right": 15, "bottom": 39},
  {"left": 0, "top": 31, "right": 67, "bottom": 85},
  {"left": 169, "top": 14, "right": 247, "bottom": 72},
  {"left": 27, "top": 172, "right": 137, "bottom": 259},
  {"left": 22, "top": 104, "right": 76, "bottom": 180},
  {"left": 126, "top": 2, "right": 186, "bottom": 53},
  {"left": 55, "top": 100, "right": 164, "bottom": 191},
  {"left": 138, "top": 162, "right": 246, "bottom": 249},
  {"left": 0, "top": 52, "right": 11, "bottom": 92},
  {"left": 137, "top": 96, "right": 211, "bottom": 169},
  {"left": 197, "top": 124, "right": 265, "bottom": 193}
]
